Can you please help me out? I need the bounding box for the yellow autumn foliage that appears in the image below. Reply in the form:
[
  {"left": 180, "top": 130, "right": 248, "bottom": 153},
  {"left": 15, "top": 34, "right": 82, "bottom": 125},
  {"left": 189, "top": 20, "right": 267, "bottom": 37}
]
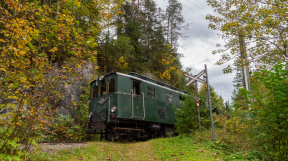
[{"left": 0, "top": 0, "right": 123, "bottom": 158}]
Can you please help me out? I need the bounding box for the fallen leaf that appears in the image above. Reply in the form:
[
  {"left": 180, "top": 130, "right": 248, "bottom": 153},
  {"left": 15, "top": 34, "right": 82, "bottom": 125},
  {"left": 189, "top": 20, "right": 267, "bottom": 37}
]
[
  {"left": 198, "top": 149, "right": 204, "bottom": 152},
  {"left": 171, "top": 154, "right": 176, "bottom": 156}
]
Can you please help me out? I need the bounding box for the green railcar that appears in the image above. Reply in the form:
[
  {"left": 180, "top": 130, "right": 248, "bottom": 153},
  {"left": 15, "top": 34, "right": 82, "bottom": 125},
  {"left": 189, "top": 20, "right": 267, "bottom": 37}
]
[{"left": 87, "top": 72, "right": 186, "bottom": 141}]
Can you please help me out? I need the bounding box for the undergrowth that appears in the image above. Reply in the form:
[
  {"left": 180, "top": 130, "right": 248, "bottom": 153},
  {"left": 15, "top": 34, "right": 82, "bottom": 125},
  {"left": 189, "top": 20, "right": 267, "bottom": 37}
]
[{"left": 192, "top": 129, "right": 260, "bottom": 160}]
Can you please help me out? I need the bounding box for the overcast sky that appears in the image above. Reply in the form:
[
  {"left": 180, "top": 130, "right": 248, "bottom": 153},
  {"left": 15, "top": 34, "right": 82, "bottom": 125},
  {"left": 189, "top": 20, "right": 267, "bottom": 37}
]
[{"left": 157, "top": 0, "right": 235, "bottom": 101}]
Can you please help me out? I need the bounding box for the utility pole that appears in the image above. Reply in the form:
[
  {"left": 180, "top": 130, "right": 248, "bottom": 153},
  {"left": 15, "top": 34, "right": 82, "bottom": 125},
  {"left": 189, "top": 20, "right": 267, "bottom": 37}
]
[{"left": 205, "top": 64, "right": 216, "bottom": 141}]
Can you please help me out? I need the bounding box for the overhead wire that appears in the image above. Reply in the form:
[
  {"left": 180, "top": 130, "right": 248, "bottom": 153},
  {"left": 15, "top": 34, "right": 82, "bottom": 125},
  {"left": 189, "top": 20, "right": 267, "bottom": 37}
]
[
  {"left": 184, "top": 0, "right": 212, "bottom": 15},
  {"left": 181, "top": 4, "right": 206, "bottom": 18}
]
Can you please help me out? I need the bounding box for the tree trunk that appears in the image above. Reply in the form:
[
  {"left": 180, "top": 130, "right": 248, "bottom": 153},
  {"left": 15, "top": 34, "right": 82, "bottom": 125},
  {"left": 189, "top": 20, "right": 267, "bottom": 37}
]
[{"left": 132, "top": 0, "right": 135, "bottom": 20}]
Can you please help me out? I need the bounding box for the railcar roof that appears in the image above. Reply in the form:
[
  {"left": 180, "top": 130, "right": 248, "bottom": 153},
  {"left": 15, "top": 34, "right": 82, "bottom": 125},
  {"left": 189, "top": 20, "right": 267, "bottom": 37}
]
[
  {"left": 90, "top": 72, "right": 187, "bottom": 94},
  {"left": 127, "top": 72, "right": 186, "bottom": 93}
]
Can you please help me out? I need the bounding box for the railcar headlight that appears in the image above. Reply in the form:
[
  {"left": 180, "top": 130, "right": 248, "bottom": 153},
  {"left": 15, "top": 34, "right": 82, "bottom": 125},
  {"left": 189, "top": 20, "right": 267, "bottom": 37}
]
[
  {"left": 88, "top": 112, "right": 92, "bottom": 118},
  {"left": 111, "top": 106, "right": 116, "bottom": 113}
]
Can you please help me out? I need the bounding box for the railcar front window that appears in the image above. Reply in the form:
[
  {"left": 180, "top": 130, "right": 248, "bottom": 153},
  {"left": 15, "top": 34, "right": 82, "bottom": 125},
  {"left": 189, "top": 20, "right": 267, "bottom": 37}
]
[
  {"left": 108, "top": 78, "right": 115, "bottom": 93},
  {"left": 92, "top": 86, "right": 98, "bottom": 99},
  {"left": 100, "top": 80, "right": 106, "bottom": 96}
]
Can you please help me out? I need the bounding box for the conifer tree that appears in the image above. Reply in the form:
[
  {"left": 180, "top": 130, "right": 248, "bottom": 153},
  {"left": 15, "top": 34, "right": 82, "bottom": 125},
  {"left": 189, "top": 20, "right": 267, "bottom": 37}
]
[{"left": 165, "top": 0, "right": 185, "bottom": 50}]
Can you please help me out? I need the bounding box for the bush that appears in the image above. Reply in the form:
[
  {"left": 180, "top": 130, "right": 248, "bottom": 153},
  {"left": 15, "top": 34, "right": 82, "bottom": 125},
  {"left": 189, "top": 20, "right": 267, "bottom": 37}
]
[
  {"left": 47, "top": 114, "right": 86, "bottom": 141},
  {"left": 174, "top": 94, "right": 199, "bottom": 134},
  {"left": 247, "top": 62, "right": 288, "bottom": 160}
]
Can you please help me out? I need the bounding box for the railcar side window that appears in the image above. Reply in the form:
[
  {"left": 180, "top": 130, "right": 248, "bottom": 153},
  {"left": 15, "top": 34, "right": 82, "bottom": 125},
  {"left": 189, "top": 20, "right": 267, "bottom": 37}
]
[
  {"left": 147, "top": 85, "right": 155, "bottom": 98},
  {"left": 165, "top": 92, "right": 173, "bottom": 103},
  {"left": 108, "top": 78, "right": 115, "bottom": 93},
  {"left": 133, "top": 81, "right": 140, "bottom": 96},
  {"left": 100, "top": 80, "right": 106, "bottom": 96},
  {"left": 92, "top": 86, "right": 98, "bottom": 99}
]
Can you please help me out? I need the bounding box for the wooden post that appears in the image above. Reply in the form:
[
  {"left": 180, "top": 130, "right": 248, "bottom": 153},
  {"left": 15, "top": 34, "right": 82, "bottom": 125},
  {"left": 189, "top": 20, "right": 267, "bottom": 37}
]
[{"left": 195, "top": 81, "right": 201, "bottom": 131}]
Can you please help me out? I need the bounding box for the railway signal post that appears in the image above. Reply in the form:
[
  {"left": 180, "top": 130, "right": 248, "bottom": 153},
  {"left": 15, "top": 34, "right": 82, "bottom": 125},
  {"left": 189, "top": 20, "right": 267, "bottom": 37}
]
[
  {"left": 184, "top": 70, "right": 205, "bottom": 132},
  {"left": 185, "top": 65, "right": 216, "bottom": 141}
]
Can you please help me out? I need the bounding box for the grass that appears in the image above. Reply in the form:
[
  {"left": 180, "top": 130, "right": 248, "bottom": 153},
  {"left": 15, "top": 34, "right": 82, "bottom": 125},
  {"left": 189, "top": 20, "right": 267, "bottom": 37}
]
[
  {"left": 29, "top": 131, "right": 260, "bottom": 161},
  {"left": 151, "top": 136, "right": 224, "bottom": 161},
  {"left": 29, "top": 141, "right": 158, "bottom": 161},
  {"left": 29, "top": 137, "right": 223, "bottom": 161}
]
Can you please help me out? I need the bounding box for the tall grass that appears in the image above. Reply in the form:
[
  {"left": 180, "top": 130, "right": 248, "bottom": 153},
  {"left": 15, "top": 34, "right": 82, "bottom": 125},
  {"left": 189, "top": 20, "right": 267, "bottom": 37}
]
[{"left": 192, "top": 128, "right": 260, "bottom": 160}]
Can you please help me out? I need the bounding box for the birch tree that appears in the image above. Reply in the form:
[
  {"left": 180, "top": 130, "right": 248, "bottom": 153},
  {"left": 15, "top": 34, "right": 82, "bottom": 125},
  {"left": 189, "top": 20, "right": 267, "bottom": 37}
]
[{"left": 207, "top": 0, "right": 287, "bottom": 71}]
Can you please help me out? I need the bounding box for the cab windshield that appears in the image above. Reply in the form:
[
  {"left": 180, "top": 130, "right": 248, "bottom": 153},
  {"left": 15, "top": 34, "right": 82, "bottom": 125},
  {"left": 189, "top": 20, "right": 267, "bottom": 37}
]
[
  {"left": 92, "top": 78, "right": 116, "bottom": 98},
  {"left": 100, "top": 80, "right": 106, "bottom": 96}
]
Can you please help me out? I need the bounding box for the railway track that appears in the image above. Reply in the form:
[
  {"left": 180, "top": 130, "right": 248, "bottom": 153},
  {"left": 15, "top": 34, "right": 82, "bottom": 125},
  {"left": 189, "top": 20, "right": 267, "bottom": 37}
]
[
  {"left": 20, "top": 141, "right": 88, "bottom": 153},
  {"left": 20, "top": 141, "right": 87, "bottom": 145}
]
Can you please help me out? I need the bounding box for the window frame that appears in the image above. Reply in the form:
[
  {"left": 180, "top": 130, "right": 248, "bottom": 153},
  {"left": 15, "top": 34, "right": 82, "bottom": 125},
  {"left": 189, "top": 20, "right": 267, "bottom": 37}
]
[
  {"left": 91, "top": 85, "right": 98, "bottom": 99},
  {"left": 108, "top": 78, "right": 116, "bottom": 93},
  {"left": 99, "top": 79, "right": 107, "bottom": 96},
  {"left": 147, "top": 85, "right": 156, "bottom": 98},
  {"left": 133, "top": 81, "right": 141, "bottom": 97},
  {"left": 165, "top": 91, "right": 173, "bottom": 103}
]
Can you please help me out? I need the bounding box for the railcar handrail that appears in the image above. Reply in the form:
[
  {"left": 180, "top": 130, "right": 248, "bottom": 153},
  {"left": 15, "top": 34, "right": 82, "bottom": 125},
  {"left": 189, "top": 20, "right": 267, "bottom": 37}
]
[
  {"left": 131, "top": 89, "right": 134, "bottom": 118},
  {"left": 142, "top": 92, "right": 145, "bottom": 120},
  {"left": 98, "top": 106, "right": 107, "bottom": 121}
]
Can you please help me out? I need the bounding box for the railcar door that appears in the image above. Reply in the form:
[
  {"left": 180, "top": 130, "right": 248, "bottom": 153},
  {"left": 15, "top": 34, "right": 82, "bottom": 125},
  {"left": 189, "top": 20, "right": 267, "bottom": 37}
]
[{"left": 132, "top": 80, "right": 144, "bottom": 119}]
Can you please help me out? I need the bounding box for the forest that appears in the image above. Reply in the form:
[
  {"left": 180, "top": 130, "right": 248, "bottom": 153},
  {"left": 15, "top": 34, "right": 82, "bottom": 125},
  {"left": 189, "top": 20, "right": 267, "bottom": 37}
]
[{"left": 0, "top": 0, "right": 287, "bottom": 160}]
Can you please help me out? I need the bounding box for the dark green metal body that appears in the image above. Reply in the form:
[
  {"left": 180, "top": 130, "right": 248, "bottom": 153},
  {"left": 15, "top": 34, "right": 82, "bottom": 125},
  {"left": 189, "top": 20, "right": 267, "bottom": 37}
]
[
  {"left": 87, "top": 72, "right": 185, "bottom": 140},
  {"left": 89, "top": 72, "right": 184, "bottom": 124}
]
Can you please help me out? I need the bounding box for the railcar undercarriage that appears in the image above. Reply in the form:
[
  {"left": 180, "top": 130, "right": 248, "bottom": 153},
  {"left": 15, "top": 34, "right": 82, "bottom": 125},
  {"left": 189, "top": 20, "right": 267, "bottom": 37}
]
[{"left": 87, "top": 118, "right": 175, "bottom": 141}]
